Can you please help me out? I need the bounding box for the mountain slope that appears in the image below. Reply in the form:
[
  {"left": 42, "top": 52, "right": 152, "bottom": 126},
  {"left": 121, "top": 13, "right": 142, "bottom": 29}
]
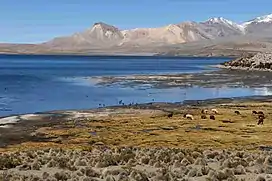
[
  {"left": 2, "top": 14, "right": 272, "bottom": 56},
  {"left": 120, "top": 22, "right": 212, "bottom": 46},
  {"left": 200, "top": 17, "right": 245, "bottom": 37},
  {"left": 45, "top": 22, "right": 124, "bottom": 49},
  {"left": 45, "top": 17, "right": 247, "bottom": 49},
  {"left": 243, "top": 14, "right": 272, "bottom": 34}
]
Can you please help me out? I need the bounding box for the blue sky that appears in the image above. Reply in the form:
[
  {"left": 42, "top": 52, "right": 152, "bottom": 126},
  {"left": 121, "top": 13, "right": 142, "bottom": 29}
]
[{"left": 0, "top": 0, "right": 271, "bottom": 43}]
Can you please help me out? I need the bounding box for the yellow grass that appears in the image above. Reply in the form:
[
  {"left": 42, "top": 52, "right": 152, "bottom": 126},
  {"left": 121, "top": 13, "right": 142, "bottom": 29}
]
[{"left": 2, "top": 101, "right": 272, "bottom": 152}]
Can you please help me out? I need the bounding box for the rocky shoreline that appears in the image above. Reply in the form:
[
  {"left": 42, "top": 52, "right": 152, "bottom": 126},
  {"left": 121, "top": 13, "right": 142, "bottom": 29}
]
[{"left": 220, "top": 53, "right": 272, "bottom": 71}]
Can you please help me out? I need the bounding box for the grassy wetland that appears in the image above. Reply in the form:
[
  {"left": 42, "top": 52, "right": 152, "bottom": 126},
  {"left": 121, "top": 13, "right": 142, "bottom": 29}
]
[{"left": 1, "top": 96, "right": 272, "bottom": 180}]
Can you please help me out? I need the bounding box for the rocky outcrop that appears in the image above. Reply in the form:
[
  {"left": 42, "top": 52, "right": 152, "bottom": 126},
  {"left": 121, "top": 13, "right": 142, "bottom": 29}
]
[{"left": 221, "top": 53, "right": 272, "bottom": 71}]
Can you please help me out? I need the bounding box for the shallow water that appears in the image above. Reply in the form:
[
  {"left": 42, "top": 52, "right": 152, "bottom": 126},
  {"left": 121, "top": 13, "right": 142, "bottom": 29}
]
[{"left": 0, "top": 54, "right": 270, "bottom": 117}]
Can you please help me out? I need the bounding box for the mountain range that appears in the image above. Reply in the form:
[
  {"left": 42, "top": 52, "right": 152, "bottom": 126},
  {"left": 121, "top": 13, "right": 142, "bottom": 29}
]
[{"left": 2, "top": 14, "right": 272, "bottom": 56}]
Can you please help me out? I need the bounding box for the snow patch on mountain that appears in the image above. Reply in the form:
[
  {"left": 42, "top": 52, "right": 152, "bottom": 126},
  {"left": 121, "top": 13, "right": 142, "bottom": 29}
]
[
  {"left": 206, "top": 17, "right": 245, "bottom": 32},
  {"left": 243, "top": 14, "right": 272, "bottom": 27}
]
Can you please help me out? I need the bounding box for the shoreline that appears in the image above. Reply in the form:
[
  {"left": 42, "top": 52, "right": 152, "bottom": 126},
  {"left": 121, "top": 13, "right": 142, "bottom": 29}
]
[
  {"left": 1, "top": 94, "right": 272, "bottom": 149},
  {"left": 1, "top": 95, "right": 272, "bottom": 180},
  {"left": 213, "top": 64, "right": 272, "bottom": 72},
  {"left": 0, "top": 52, "right": 234, "bottom": 59},
  {"left": 2, "top": 94, "right": 272, "bottom": 120}
]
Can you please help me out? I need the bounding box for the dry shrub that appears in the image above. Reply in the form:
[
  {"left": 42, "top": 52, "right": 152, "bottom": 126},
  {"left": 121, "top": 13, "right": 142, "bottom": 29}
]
[{"left": 0, "top": 155, "right": 22, "bottom": 169}]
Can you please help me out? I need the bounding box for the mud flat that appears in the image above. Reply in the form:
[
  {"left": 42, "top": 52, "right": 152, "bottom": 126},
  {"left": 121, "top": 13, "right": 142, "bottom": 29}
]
[
  {"left": 92, "top": 69, "right": 272, "bottom": 89},
  {"left": 90, "top": 53, "right": 272, "bottom": 90}
]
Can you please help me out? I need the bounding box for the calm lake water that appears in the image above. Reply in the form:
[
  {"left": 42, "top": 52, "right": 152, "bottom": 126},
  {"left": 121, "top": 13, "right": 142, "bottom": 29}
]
[{"left": 0, "top": 54, "right": 270, "bottom": 117}]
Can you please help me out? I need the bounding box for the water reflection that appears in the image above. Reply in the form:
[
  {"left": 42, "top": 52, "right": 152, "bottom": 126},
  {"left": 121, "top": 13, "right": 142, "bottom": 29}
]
[{"left": 254, "top": 87, "right": 272, "bottom": 96}]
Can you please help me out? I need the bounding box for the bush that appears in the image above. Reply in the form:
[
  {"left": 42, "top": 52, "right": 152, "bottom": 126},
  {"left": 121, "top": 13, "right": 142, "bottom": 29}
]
[{"left": 0, "top": 155, "right": 22, "bottom": 169}]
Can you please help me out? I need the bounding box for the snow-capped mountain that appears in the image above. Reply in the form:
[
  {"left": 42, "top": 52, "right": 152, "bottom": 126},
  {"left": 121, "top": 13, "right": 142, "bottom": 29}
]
[
  {"left": 242, "top": 14, "right": 272, "bottom": 34},
  {"left": 200, "top": 17, "right": 245, "bottom": 38},
  {"left": 204, "top": 17, "right": 244, "bottom": 32},
  {"left": 45, "top": 14, "right": 272, "bottom": 49},
  {"left": 243, "top": 14, "right": 272, "bottom": 26}
]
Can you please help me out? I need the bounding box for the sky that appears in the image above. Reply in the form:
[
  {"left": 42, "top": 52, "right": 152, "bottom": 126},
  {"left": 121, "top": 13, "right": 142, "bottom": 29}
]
[{"left": 0, "top": 0, "right": 271, "bottom": 43}]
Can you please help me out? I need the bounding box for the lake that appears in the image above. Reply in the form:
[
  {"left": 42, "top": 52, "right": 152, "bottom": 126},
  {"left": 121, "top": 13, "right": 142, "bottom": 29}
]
[{"left": 0, "top": 54, "right": 269, "bottom": 117}]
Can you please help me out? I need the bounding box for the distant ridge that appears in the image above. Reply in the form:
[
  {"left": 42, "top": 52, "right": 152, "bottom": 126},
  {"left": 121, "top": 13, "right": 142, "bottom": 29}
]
[
  {"left": 1, "top": 14, "right": 272, "bottom": 56},
  {"left": 44, "top": 14, "right": 272, "bottom": 49}
]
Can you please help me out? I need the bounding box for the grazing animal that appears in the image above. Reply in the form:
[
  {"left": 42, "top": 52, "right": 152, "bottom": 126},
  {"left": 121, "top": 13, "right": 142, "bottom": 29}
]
[
  {"left": 167, "top": 112, "right": 173, "bottom": 118},
  {"left": 259, "top": 114, "right": 265, "bottom": 119},
  {"left": 234, "top": 111, "right": 241, "bottom": 115},
  {"left": 252, "top": 110, "right": 258, "bottom": 114},
  {"left": 201, "top": 109, "right": 208, "bottom": 114},
  {"left": 186, "top": 114, "right": 194, "bottom": 120},
  {"left": 258, "top": 111, "right": 264, "bottom": 115},
  {"left": 258, "top": 117, "right": 264, "bottom": 125},
  {"left": 183, "top": 114, "right": 187, "bottom": 118},
  {"left": 210, "top": 115, "right": 216, "bottom": 120},
  {"left": 211, "top": 109, "right": 218, "bottom": 114},
  {"left": 201, "top": 115, "right": 207, "bottom": 119}
]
